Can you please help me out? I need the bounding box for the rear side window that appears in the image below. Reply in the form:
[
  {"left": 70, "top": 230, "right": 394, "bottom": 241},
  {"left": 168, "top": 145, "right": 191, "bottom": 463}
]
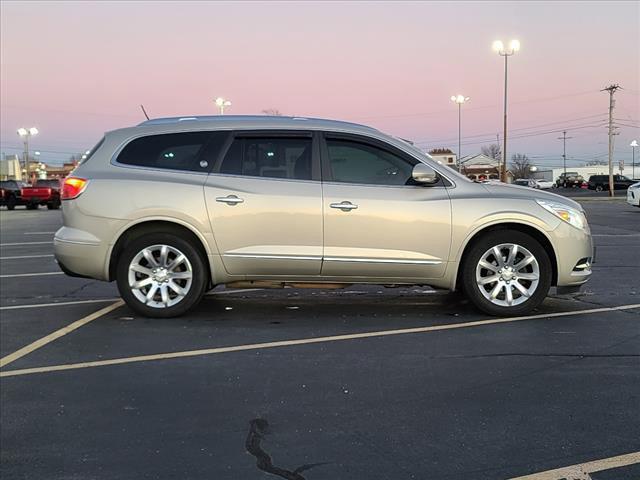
[
  {"left": 117, "top": 132, "right": 226, "bottom": 172},
  {"left": 219, "top": 137, "right": 312, "bottom": 180}
]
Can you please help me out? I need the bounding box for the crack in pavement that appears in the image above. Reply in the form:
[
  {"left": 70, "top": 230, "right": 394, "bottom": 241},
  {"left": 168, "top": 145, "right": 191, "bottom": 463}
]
[{"left": 245, "top": 418, "right": 328, "bottom": 480}]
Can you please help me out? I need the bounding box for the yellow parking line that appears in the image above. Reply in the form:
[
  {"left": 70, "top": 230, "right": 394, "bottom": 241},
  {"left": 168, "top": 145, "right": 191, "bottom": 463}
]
[
  {"left": 0, "top": 300, "right": 124, "bottom": 369},
  {"left": 508, "top": 450, "right": 640, "bottom": 479},
  {"left": 1, "top": 303, "right": 637, "bottom": 378}
]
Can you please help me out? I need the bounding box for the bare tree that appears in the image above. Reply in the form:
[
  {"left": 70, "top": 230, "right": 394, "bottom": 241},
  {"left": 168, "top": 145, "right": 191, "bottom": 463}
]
[
  {"left": 481, "top": 143, "right": 501, "bottom": 160},
  {"left": 510, "top": 153, "right": 532, "bottom": 179},
  {"left": 261, "top": 109, "right": 282, "bottom": 116}
]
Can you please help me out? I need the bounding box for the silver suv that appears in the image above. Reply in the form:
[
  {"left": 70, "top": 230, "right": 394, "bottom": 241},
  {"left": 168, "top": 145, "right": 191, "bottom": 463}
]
[{"left": 55, "top": 116, "right": 594, "bottom": 317}]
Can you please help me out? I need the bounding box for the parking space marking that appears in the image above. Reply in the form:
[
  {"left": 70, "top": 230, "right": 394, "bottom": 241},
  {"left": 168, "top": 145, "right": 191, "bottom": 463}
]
[
  {"left": 1, "top": 303, "right": 637, "bottom": 378},
  {"left": 508, "top": 450, "right": 640, "bottom": 479},
  {"left": 0, "top": 300, "right": 124, "bottom": 369},
  {"left": 0, "top": 289, "right": 260, "bottom": 311},
  {"left": 24, "top": 232, "right": 55, "bottom": 235},
  {"left": 0, "top": 298, "right": 120, "bottom": 311},
  {"left": 0, "top": 254, "right": 54, "bottom": 260},
  {"left": 0, "top": 272, "right": 64, "bottom": 278},
  {"left": 0, "top": 241, "right": 53, "bottom": 246}
]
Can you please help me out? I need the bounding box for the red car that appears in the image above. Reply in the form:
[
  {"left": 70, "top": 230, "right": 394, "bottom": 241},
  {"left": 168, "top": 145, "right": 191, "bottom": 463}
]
[{"left": 21, "top": 179, "right": 62, "bottom": 210}]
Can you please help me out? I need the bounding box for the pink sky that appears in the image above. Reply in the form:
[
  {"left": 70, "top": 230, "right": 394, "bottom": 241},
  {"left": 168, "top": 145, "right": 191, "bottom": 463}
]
[{"left": 1, "top": 1, "right": 638, "bottom": 168}]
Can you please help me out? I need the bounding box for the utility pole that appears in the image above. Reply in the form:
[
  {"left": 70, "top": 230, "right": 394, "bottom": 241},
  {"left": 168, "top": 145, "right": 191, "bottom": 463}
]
[
  {"left": 602, "top": 84, "right": 620, "bottom": 197},
  {"left": 557, "top": 131, "right": 573, "bottom": 181}
]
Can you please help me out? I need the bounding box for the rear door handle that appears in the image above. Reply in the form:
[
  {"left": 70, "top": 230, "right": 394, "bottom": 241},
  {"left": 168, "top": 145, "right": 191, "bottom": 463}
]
[
  {"left": 216, "top": 195, "right": 244, "bottom": 205},
  {"left": 330, "top": 201, "right": 358, "bottom": 211}
]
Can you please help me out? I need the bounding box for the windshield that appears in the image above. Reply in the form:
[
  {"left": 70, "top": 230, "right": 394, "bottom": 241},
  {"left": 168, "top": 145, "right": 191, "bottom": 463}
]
[{"left": 394, "top": 138, "right": 473, "bottom": 183}]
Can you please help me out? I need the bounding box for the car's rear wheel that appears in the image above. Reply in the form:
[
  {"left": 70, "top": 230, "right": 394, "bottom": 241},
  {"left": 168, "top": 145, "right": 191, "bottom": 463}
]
[
  {"left": 595, "top": 185, "right": 604, "bottom": 192},
  {"left": 6, "top": 196, "right": 16, "bottom": 210},
  {"left": 116, "top": 233, "right": 208, "bottom": 318},
  {"left": 461, "top": 230, "right": 552, "bottom": 316}
]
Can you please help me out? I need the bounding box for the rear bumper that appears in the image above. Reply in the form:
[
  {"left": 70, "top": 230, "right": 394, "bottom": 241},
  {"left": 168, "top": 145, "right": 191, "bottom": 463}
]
[{"left": 54, "top": 227, "right": 109, "bottom": 280}]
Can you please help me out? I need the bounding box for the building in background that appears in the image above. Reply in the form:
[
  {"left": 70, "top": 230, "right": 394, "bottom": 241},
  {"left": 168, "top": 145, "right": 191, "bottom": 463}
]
[
  {"left": 428, "top": 149, "right": 457, "bottom": 168},
  {"left": 458, "top": 154, "right": 514, "bottom": 182},
  {"left": 1, "top": 154, "right": 77, "bottom": 181},
  {"left": 0, "top": 155, "right": 23, "bottom": 181}
]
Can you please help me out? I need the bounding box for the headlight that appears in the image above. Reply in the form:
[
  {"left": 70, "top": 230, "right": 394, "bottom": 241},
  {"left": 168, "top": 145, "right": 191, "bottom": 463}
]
[{"left": 536, "top": 199, "right": 588, "bottom": 231}]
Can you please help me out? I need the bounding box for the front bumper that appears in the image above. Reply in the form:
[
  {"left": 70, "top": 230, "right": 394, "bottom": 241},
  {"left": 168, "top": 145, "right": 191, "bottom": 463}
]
[{"left": 552, "top": 221, "right": 594, "bottom": 287}]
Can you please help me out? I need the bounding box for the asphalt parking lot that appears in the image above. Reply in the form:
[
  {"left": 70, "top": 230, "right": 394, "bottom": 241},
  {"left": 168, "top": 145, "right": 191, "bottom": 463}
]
[{"left": 1, "top": 198, "right": 638, "bottom": 480}]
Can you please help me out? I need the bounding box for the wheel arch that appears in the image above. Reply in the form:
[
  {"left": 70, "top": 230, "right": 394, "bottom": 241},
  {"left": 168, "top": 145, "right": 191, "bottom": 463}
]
[
  {"left": 454, "top": 222, "right": 558, "bottom": 291},
  {"left": 107, "top": 219, "right": 212, "bottom": 284}
]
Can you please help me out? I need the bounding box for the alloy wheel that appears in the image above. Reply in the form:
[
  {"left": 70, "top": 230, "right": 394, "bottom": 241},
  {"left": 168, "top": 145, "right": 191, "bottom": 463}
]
[
  {"left": 127, "top": 244, "right": 193, "bottom": 308},
  {"left": 475, "top": 243, "right": 540, "bottom": 307}
]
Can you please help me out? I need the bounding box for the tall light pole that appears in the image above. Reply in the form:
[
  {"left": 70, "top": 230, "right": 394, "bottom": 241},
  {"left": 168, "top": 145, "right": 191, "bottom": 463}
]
[
  {"left": 493, "top": 39, "right": 520, "bottom": 182},
  {"left": 450, "top": 94, "right": 469, "bottom": 166},
  {"left": 17, "top": 127, "right": 38, "bottom": 183},
  {"left": 631, "top": 140, "right": 638, "bottom": 180},
  {"left": 214, "top": 97, "right": 231, "bottom": 115}
]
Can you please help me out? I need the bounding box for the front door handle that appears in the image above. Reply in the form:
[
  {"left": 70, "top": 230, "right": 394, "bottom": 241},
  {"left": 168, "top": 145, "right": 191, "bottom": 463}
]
[
  {"left": 330, "top": 201, "right": 358, "bottom": 211},
  {"left": 216, "top": 195, "right": 244, "bottom": 205}
]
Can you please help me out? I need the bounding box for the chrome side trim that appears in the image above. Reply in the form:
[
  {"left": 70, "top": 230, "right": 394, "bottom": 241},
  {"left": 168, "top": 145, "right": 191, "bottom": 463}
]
[
  {"left": 323, "top": 257, "right": 442, "bottom": 265},
  {"left": 223, "top": 253, "right": 322, "bottom": 261}
]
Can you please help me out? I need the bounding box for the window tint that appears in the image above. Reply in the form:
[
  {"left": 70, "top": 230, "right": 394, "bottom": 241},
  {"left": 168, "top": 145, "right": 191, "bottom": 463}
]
[
  {"left": 220, "top": 137, "right": 312, "bottom": 180},
  {"left": 117, "top": 132, "right": 225, "bottom": 172},
  {"left": 326, "top": 139, "right": 417, "bottom": 186}
]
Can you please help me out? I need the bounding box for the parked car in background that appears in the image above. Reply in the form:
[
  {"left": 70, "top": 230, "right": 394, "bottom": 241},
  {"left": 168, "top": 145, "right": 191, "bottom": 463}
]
[
  {"left": 54, "top": 115, "right": 594, "bottom": 319},
  {"left": 21, "top": 179, "right": 62, "bottom": 209},
  {"left": 627, "top": 182, "right": 640, "bottom": 207},
  {"left": 513, "top": 179, "right": 555, "bottom": 190},
  {"left": 0, "top": 180, "right": 25, "bottom": 210},
  {"left": 556, "top": 172, "right": 584, "bottom": 188},
  {"left": 531, "top": 179, "right": 555, "bottom": 190},
  {"left": 588, "top": 174, "right": 636, "bottom": 192},
  {"left": 513, "top": 178, "right": 535, "bottom": 188}
]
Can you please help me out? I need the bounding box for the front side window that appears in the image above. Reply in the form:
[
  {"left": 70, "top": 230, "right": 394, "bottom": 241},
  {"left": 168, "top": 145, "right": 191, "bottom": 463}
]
[
  {"left": 219, "top": 137, "right": 312, "bottom": 180},
  {"left": 326, "top": 139, "right": 417, "bottom": 186},
  {"left": 117, "top": 132, "right": 225, "bottom": 172}
]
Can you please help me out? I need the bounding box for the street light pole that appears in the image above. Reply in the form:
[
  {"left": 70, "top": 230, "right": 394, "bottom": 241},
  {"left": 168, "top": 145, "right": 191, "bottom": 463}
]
[
  {"left": 450, "top": 95, "right": 469, "bottom": 166},
  {"left": 493, "top": 39, "right": 520, "bottom": 183},
  {"left": 631, "top": 140, "right": 638, "bottom": 180},
  {"left": 17, "top": 127, "right": 38, "bottom": 183},
  {"left": 214, "top": 97, "right": 232, "bottom": 115}
]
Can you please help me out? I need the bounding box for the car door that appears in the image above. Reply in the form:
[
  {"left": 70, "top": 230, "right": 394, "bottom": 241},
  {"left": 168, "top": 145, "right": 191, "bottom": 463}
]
[
  {"left": 204, "top": 131, "right": 323, "bottom": 276},
  {"left": 320, "top": 133, "right": 452, "bottom": 279}
]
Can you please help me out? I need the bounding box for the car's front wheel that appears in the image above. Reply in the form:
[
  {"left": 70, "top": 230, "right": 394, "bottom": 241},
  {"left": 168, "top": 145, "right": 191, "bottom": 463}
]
[
  {"left": 461, "top": 230, "right": 552, "bottom": 316},
  {"left": 116, "top": 233, "right": 208, "bottom": 318}
]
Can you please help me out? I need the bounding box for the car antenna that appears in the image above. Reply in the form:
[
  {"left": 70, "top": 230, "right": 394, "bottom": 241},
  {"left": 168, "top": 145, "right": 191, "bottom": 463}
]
[{"left": 140, "top": 104, "right": 150, "bottom": 120}]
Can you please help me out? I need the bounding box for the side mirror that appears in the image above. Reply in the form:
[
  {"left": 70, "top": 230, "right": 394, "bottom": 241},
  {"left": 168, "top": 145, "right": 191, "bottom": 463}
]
[{"left": 412, "top": 164, "right": 439, "bottom": 185}]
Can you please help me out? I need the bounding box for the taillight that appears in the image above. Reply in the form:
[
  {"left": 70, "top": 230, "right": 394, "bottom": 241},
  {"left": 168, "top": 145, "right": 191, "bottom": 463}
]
[{"left": 61, "top": 177, "right": 88, "bottom": 200}]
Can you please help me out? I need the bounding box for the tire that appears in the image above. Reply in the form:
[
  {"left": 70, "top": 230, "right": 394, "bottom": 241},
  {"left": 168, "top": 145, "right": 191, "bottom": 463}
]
[
  {"left": 116, "top": 232, "right": 208, "bottom": 318},
  {"left": 26, "top": 203, "right": 37, "bottom": 210},
  {"left": 47, "top": 199, "right": 61, "bottom": 210},
  {"left": 461, "top": 230, "right": 552, "bottom": 316},
  {"left": 595, "top": 185, "right": 603, "bottom": 192},
  {"left": 6, "top": 196, "right": 16, "bottom": 210}
]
